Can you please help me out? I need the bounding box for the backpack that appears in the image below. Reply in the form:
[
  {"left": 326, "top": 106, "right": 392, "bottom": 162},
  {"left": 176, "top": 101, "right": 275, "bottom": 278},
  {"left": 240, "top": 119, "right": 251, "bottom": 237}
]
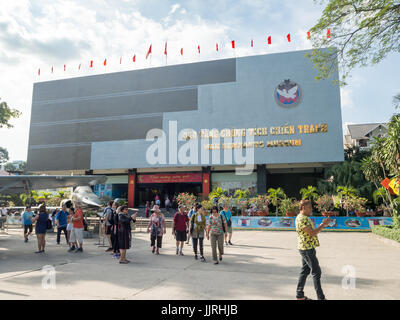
[
  {"left": 220, "top": 215, "right": 226, "bottom": 233},
  {"left": 221, "top": 211, "right": 232, "bottom": 227},
  {"left": 105, "top": 207, "right": 114, "bottom": 226}
]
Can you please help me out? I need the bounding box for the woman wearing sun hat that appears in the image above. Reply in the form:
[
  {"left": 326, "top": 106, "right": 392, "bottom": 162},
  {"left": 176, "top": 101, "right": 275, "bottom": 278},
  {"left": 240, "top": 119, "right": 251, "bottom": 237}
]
[{"left": 147, "top": 205, "right": 166, "bottom": 255}]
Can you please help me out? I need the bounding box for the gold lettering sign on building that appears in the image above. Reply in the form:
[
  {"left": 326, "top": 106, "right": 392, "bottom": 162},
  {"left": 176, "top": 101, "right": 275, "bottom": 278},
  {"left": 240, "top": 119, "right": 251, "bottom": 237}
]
[{"left": 184, "top": 123, "right": 327, "bottom": 150}]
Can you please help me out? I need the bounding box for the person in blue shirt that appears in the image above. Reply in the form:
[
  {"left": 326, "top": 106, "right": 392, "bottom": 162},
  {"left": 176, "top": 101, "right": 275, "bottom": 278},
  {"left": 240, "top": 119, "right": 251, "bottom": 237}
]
[
  {"left": 220, "top": 205, "right": 233, "bottom": 245},
  {"left": 186, "top": 205, "right": 196, "bottom": 244},
  {"left": 56, "top": 204, "right": 69, "bottom": 245},
  {"left": 22, "top": 205, "right": 34, "bottom": 243}
]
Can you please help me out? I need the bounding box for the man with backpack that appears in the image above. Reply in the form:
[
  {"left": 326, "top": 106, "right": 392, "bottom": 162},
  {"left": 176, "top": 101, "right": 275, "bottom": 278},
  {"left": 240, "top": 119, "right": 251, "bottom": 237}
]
[
  {"left": 103, "top": 201, "right": 114, "bottom": 252},
  {"left": 220, "top": 205, "right": 233, "bottom": 245}
]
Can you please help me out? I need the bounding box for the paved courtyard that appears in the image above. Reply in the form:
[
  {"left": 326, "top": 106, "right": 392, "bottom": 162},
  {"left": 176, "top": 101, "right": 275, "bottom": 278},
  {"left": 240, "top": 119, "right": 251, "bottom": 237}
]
[{"left": 0, "top": 228, "right": 399, "bottom": 300}]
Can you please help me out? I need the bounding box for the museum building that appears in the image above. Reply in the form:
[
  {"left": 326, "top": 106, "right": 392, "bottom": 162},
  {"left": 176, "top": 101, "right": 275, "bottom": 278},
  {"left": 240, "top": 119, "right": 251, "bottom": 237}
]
[{"left": 27, "top": 49, "right": 344, "bottom": 208}]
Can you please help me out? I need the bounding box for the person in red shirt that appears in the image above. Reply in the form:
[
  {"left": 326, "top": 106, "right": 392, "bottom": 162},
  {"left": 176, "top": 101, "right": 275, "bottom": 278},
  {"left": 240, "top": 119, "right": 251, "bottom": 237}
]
[
  {"left": 172, "top": 205, "right": 189, "bottom": 256},
  {"left": 69, "top": 203, "right": 84, "bottom": 252}
]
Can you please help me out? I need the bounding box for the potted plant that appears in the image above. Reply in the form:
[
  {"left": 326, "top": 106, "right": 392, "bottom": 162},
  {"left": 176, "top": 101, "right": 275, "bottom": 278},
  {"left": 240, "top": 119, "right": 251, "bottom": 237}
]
[
  {"left": 278, "top": 198, "right": 298, "bottom": 217},
  {"left": 177, "top": 192, "right": 196, "bottom": 209},
  {"left": 267, "top": 187, "right": 286, "bottom": 216},
  {"left": 315, "top": 195, "right": 338, "bottom": 216},
  {"left": 249, "top": 195, "right": 269, "bottom": 216},
  {"left": 299, "top": 186, "right": 319, "bottom": 202},
  {"left": 354, "top": 197, "right": 368, "bottom": 217}
]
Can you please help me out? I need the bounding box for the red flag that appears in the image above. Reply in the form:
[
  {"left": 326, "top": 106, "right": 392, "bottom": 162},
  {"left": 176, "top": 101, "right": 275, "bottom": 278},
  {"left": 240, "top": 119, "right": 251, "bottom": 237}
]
[
  {"left": 381, "top": 178, "right": 391, "bottom": 189},
  {"left": 164, "top": 42, "right": 167, "bottom": 56},
  {"left": 251, "top": 39, "right": 253, "bottom": 47},
  {"left": 267, "top": 36, "right": 271, "bottom": 44},
  {"left": 146, "top": 44, "right": 152, "bottom": 59},
  {"left": 327, "top": 29, "right": 331, "bottom": 39},
  {"left": 231, "top": 40, "right": 235, "bottom": 49},
  {"left": 120, "top": 57, "right": 122, "bottom": 64},
  {"left": 38, "top": 68, "right": 40, "bottom": 76},
  {"left": 103, "top": 59, "right": 107, "bottom": 66},
  {"left": 90, "top": 60, "right": 93, "bottom": 68},
  {"left": 198, "top": 45, "right": 200, "bottom": 54},
  {"left": 307, "top": 31, "right": 311, "bottom": 40},
  {"left": 78, "top": 63, "right": 81, "bottom": 70},
  {"left": 180, "top": 48, "right": 183, "bottom": 55},
  {"left": 51, "top": 66, "right": 53, "bottom": 73},
  {"left": 133, "top": 54, "right": 136, "bottom": 62},
  {"left": 287, "top": 33, "right": 291, "bottom": 42},
  {"left": 216, "top": 43, "right": 218, "bottom": 52},
  {"left": 64, "top": 64, "right": 66, "bottom": 71}
]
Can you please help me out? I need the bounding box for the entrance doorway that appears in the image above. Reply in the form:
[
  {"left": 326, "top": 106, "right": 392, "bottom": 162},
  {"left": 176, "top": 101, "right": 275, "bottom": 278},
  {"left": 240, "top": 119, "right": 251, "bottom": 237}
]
[{"left": 137, "top": 183, "right": 202, "bottom": 208}]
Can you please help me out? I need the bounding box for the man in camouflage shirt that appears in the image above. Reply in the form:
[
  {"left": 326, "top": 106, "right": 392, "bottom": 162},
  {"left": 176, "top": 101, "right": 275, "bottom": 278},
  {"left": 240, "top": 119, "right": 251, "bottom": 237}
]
[{"left": 295, "top": 200, "right": 330, "bottom": 300}]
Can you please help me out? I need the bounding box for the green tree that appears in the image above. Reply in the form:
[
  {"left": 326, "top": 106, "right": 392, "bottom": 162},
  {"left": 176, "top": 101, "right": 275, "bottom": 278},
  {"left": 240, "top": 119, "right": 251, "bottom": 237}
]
[
  {"left": 299, "top": 185, "right": 319, "bottom": 201},
  {"left": 0, "top": 147, "right": 9, "bottom": 165},
  {"left": 307, "top": 0, "right": 400, "bottom": 84},
  {"left": 0, "top": 98, "right": 21, "bottom": 129},
  {"left": 318, "top": 160, "right": 374, "bottom": 199},
  {"left": 3, "top": 162, "right": 16, "bottom": 173}
]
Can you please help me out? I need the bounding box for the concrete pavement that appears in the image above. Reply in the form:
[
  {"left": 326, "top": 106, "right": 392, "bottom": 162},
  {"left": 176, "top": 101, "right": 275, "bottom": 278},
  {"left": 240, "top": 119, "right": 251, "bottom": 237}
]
[{"left": 0, "top": 229, "right": 399, "bottom": 300}]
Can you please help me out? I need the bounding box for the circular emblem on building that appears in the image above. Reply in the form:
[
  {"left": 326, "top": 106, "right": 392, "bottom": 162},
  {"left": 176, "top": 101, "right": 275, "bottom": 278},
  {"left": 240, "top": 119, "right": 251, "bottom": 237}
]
[{"left": 274, "top": 79, "right": 302, "bottom": 107}]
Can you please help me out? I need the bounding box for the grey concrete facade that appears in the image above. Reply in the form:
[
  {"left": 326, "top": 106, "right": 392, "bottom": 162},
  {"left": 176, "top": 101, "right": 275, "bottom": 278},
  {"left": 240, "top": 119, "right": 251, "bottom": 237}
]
[{"left": 27, "top": 49, "right": 343, "bottom": 172}]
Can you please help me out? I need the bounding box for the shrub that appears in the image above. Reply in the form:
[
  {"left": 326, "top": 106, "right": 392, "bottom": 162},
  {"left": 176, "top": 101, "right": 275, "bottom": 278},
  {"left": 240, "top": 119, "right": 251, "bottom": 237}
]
[
  {"left": 372, "top": 225, "right": 400, "bottom": 243},
  {"left": 315, "top": 195, "right": 335, "bottom": 213},
  {"left": 278, "top": 198, "right": 299, "bottom": 216}
]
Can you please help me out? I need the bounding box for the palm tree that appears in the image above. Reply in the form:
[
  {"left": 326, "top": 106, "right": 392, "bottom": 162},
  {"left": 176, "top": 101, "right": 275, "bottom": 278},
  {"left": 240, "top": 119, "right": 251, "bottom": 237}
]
[{"left": 299, "top": 186, "right": 319, "bottom": 201}]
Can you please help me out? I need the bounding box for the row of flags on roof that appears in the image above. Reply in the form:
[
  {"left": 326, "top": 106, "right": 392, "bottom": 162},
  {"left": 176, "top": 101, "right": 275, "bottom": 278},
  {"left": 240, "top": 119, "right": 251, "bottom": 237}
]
[{"left": 37, "top": 29, "right": 331, "bottom": 76}]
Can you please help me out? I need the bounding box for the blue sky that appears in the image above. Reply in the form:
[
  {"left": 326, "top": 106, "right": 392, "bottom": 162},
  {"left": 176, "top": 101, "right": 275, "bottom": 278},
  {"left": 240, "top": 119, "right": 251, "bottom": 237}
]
[{"left": 0, "top": 0, "right": 398, "bottom": 161}]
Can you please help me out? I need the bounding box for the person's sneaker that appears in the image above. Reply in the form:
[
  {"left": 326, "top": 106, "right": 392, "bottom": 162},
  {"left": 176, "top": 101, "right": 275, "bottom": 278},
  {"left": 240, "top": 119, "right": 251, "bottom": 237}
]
[
  {"left": 75, "top": 247, "right": 83, "bottom": 253},
  {"left": 225, "top": 241, "right": 228, "bottom": 245},
  {"left": 57, "top": 242, "right": 60, "bottom": 245},
  {"left": 152, "top": 247, "right": 156, "bottom": 254},
  {"left": 228, "top": 241, "right": 233, "bottom": 245},
  {"left": 156, "top": 249, "right": 160, "bottom": 255},
  {"left": 180, "top": 251, "right": 184, "bottom": 256},
  {"left": 112, "top": 254, "right": 118, "bottom": 259},
  {"left": 194, "top": 254, "right": 198, "bottom": 260},
  {"left": 105, "top": 247, "right": 113, "bottom": 252},
  {"left": 24, "top": 238, "right": 28, "bottom": 243},
  {"left": 214, "top": 261, "right": 219, "bottom": 265},
  {"left": 68, "top": 247, "right": 75, "bottom": 252},
  {"left": 176, "top": 248, "right": 179, "bottom": 255},
  {"left": 219, "top": 255, "right": 222, "bottom": 261},
  {"left": 200, "top": 256, "right": 206, "bottom": 262}
]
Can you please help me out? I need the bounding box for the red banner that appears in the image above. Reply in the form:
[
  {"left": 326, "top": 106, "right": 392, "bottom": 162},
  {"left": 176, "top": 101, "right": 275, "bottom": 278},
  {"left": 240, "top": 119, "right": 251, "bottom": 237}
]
[{"left": 137, "top": 173, "right": 202, "bottom": 184}]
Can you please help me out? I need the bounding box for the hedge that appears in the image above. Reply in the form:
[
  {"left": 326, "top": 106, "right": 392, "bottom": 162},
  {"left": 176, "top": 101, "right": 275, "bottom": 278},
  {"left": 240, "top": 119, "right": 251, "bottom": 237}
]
[{"left": 371, "top": 225, "right": 400, "bottom": 243}]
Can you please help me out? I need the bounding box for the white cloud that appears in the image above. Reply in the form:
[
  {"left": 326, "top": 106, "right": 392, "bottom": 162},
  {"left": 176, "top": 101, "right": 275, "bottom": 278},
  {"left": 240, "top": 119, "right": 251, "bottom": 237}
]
[
  {"left": 340, "top": 87, "right": 354, "bottom": 109},
  {"left": 169, "top": 3, "right": 181, "bottom": 15}
]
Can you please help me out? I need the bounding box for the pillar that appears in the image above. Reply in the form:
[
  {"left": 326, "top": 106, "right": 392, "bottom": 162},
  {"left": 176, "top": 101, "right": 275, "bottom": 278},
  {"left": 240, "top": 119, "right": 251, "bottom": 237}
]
[
  {"left": 128, "top": 169, "right": 137, "bottom": 208},
  {"left": 202, "top": 166, "right": 211, "bottom": 200},
  {"left": 257, "top": 164, "right": 267, "bottom": 195}
]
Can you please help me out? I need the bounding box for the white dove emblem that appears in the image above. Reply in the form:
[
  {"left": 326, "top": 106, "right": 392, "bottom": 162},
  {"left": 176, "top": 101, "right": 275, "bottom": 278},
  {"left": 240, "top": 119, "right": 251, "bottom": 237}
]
[{"left": 277, "top": 85, "right": 298, "bottom": 99}]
